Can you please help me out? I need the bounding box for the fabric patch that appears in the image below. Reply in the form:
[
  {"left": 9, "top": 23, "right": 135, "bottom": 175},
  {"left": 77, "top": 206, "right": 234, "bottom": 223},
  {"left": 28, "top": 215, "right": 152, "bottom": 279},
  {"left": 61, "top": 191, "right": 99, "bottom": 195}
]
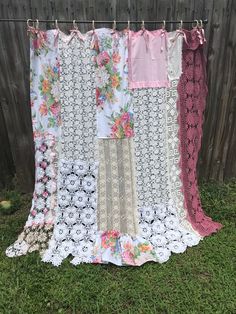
[
  {"left": 42, "top": 159, "right": 98, "bottom": 266},
  {"left": 167, "top": 31, "right": 183, "bottom": 80},
  {"left": 92, "top": 230, "right": 157, "bottom": 266},
  {"left": 6, "top": 136, "right": 58, "bottom": 257},
  {"left": 30, "top": 29, "right": 61, "bottom": 139},
  {"left": 59, "top": 31, "right": 97, "bottom": 162},
  {"left": 166, "top": 80, "right": 199, "bottom": 234},
  {"left": 133, "top": 88, "right": 168, "bottom": 205},
  {"left": 97, "top": 138, "right": 139, "bottom": 236},
  {"left": 5, "top": 225, "right": 53, "bottom": 258},
  {"left": 128, "top": 29, "right": 169, "bottom": 89},
  {"left": 139, "top": 204, "right": 200, "bottom": 263},
  {"left": 93, "top": 28, "right": 134, "bottom": 138},
  {"left": 133, "top": 87, "right": 201, "bottom": 262},
  {"left": 177, "top": 29, "right": 222, "bottom": 236}
]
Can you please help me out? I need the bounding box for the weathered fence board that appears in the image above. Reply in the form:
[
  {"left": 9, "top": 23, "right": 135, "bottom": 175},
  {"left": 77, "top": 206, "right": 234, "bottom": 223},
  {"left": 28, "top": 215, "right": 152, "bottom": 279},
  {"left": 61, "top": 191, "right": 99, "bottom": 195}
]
[{"left": 0, "top": 0, "right": 235, "bottom": 192}]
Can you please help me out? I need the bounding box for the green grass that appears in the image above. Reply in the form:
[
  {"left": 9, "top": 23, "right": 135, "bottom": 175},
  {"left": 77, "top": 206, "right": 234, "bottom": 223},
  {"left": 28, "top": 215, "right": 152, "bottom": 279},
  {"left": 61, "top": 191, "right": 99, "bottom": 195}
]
[{"left": 0, "top": 181, "right": 236, "bottom": 314}]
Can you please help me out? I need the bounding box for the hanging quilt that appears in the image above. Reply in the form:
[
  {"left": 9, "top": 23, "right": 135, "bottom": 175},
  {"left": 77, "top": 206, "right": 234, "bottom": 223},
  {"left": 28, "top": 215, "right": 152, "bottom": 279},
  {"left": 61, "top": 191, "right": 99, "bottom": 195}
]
[{"left": 6, "top": 25, "right": 222, "bottom": 266}]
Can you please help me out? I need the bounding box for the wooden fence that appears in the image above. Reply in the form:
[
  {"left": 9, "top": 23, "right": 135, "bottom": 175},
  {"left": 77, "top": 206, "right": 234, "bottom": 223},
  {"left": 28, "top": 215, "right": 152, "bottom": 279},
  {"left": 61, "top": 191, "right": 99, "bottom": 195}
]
[{"left": 0, "top": 0, "right": 235, "bottom": 192}]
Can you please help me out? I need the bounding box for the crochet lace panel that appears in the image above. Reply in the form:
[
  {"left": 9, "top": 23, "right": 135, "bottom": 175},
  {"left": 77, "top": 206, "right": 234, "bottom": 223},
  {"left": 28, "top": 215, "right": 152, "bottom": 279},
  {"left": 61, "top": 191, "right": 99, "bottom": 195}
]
[
  {"left": 43, "top": 159, "right": 98, "bottom": 266},
  {"left": 167, "top": 31, "right": 183, "bottom": 80},
  {"left": 97, "top": 138, "right": 139, "bottom": 235},
  {"left": 6, "top": 137, "right": 58, "bottom": 257},
  {"left": 177, "top": 30, "right": 222, "bottom": 236},
  {"left": 132, "top": 87, "right": 201, "bottom": 262},
  {"left": 166, "top": 80, "right": 199, "bottom": 234},
  {"left": 139, "top": 204, "right": 200, "bottom": 263},
  {"left": 58, "top": 34, "right": 97, "bottom": 162},
  {"left": 42, "top": 33, "right": 99, "bottom": 265},
  {"left": 133, "top": 88, "right": 169, "bottom": 206}
]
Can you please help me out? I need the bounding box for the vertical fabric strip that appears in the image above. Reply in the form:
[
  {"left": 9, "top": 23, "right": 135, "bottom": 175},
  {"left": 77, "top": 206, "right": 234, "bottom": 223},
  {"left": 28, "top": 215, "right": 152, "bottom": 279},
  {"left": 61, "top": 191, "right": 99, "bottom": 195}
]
[
  {"left": 6, "top": 29, "right": 60, "bottom": 258},
  {"left": 97, "top": 139, "right": 139, "bottom": 236},
  {"left": 177, "top": 29, "right": 222, "bottom": 236},
  {"left": 42, "top": 32, "right": 98, "bottom": 266}
]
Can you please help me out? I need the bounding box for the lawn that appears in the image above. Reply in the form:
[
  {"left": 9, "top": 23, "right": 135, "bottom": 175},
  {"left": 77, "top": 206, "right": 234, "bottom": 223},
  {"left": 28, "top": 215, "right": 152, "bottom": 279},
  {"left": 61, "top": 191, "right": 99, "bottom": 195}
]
[{"left": 0, "top": 181, "right": 235, "bottom": 314}]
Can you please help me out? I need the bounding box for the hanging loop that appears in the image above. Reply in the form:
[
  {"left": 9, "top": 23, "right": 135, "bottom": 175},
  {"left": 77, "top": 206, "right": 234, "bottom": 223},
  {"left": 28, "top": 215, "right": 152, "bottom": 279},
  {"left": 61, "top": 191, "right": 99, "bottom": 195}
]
[
  {"left": 73, "top": 20, "right": 78, "bottom": 30},
  {"left": 127, "top": 20, "right": 130, "bottom": 30},
  {"left": 192, "top": 19, "right": 199, "bottom": 28},
  {"left": 162, "top": 20, "right": 166, "bottom": 30},
  {"left": 35, "top": 19, "right": 39, "bottom": 29},
  {"left": 92, "top": 20, "right": 95, "bottom": 31},
  {"left": 179, "top": 20, "right": 183, "bottom": 30},
  {"left": 55, "top": 19, "right": 59, "bottom": 29},
  {"left": 141, "top": 20, "right": 145, "bottom": 30},
  {"left": 199, "top": 19, "right": 203, "bottom": 28},
  {"left": 27, "top": 19, "right": 34, "bottom": 28},
  {"left": 112, "top": 20, "right": 116, "bottom": 31}
]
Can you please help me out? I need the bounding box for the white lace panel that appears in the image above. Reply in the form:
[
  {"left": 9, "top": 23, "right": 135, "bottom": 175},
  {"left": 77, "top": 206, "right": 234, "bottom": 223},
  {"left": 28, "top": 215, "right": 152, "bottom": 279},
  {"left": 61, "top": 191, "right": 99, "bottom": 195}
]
[
  {"left": 139, "top": 204, "right": 200, "bottom": 263},
  {"left": 43, "top": 159, "right": 98, "bottom": 266},
  {"left": 166, "top": 80, "right": 200, "bottom": 234},
  {"left": 58, "top": 33, "right": 97, "bottom": 162},
  {"left": 167, "top": 31, "right": 183, "bottom": 80},
  {"left": 133, "top": 88, "right": 169, "bottom": 207},
  {"left": 97, "top": 138, "right": 139, "bottom": 236},
  {"left": 133, "top": 87, "right": 201, "bottom": 262},
  {"left": 42, "top": 33, "right": 99, "bottom": 266}
]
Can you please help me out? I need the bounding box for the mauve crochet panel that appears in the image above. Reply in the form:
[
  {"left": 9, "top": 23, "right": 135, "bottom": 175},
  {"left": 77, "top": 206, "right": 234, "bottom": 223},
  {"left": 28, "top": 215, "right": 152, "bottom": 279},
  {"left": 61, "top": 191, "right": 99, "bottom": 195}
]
[{"left": 177, "top": 28, "right": 222, "bottom": 236}]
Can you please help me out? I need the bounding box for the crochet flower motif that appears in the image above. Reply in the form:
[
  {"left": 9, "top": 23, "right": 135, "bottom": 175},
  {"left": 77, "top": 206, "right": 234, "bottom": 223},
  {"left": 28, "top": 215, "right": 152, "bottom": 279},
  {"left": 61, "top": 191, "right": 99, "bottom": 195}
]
[
  {"left": 42, "top": 159, "right": 98, "bottom": 266},
  {"left": 139, "top": 204, "right": 200, "bottom": 263}
]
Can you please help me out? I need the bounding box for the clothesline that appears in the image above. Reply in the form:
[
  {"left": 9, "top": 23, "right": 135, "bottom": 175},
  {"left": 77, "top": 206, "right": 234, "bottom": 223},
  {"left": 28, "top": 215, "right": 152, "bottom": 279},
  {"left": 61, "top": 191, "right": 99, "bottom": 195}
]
[{"left": 0, "top": 18, "right": 208, "bottom": 24}]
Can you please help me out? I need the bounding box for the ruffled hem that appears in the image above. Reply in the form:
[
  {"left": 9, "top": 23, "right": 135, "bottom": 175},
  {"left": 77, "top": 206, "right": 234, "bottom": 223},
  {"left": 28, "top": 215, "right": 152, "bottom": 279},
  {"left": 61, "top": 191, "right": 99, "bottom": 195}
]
[
  {"left": 91, "top": 230, "right": 158, "bottom": 266},
  {"left": 91, "top": 228, "right": 202, "bottom": 266}
]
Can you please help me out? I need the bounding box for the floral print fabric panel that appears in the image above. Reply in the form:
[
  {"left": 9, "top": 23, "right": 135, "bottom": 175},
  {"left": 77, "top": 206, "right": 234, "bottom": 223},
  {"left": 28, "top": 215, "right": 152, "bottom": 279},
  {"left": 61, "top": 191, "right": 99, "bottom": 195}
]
[
  {"left": 177, "top": 29, "right": 222, "bottom": 236},
  {"left": 59, "top": 32, "right": 97, "bottom": 161},
  {"left": 30, "top": 29, "right": 61, "bottom": 139},
  {"left": 133, "top": 88, "right": 201, "bottom": 262},
  {"left": 43, "top": 160, "right": 98, "bottom": 266},
  {"left": 93, "top": 28, "right": 133, "bottom": 139},
  {"left": 97, "top": 138, "right": 139, "bottom": 235},
  {"left": 92, "top": 231, "right": 157, "bottom": 266},
  {"left": 128, "top": 30, "right": 169, "bottom": 89}
]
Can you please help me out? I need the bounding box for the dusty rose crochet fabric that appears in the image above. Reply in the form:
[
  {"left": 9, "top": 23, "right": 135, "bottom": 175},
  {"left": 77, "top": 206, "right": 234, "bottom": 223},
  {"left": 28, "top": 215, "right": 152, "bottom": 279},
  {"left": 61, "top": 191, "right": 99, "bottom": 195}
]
[{"left": 177, "top": 28, "right": 222, "bottom": 236}]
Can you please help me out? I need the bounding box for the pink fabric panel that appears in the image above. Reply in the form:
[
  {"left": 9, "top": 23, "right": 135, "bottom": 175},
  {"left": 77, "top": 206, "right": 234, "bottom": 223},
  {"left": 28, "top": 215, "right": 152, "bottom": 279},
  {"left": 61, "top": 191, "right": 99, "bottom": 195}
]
[
  {"left": 177, "top": 28, "right": 222, "bottom": 236},
  {"left": 128, "top": 30, "right": 170, "bottom": 89}
]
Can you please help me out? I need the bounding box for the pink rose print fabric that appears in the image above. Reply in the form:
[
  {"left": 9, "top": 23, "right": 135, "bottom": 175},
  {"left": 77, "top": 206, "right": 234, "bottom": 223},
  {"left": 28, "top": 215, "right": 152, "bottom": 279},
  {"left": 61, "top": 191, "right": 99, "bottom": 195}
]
[
  {"left": 93, "top": 28, "right": 134, "bottom": 138},
  {"left": 29, "top": 28, "right": 61, "bottom": 139}
]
